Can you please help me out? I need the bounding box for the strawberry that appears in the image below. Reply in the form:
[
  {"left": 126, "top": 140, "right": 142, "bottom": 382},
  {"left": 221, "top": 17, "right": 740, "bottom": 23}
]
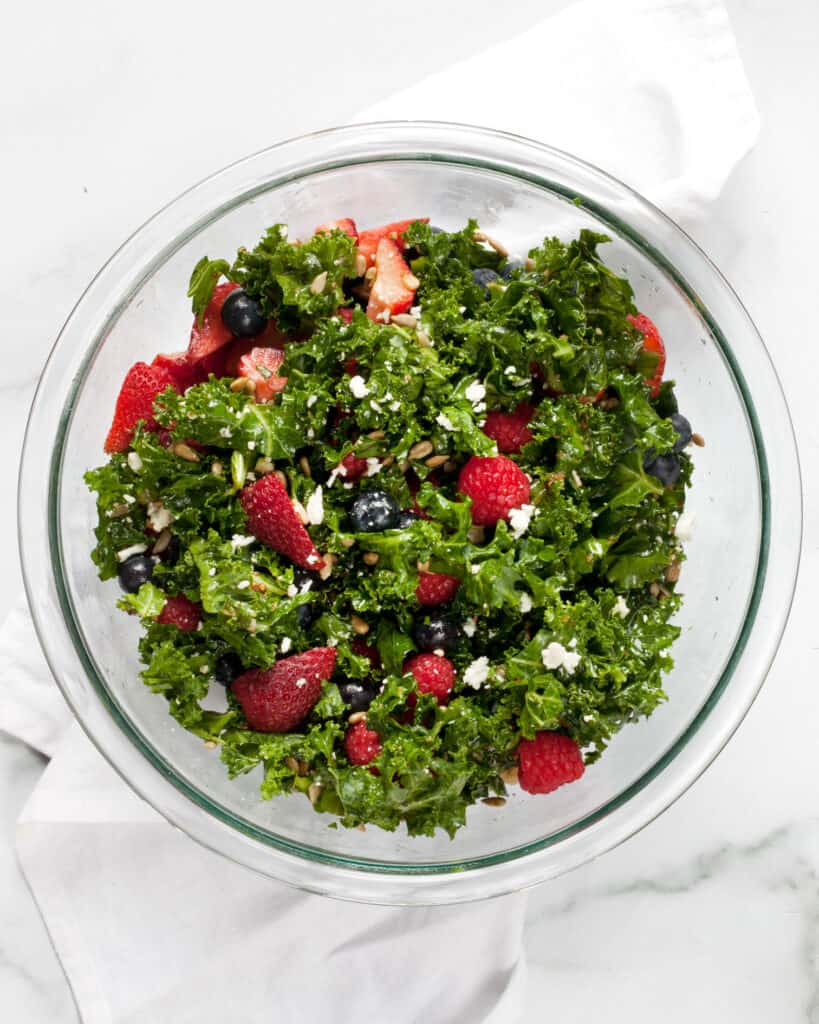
[
  {"left": 104, "top": 361, "right": 178, "bottom": 453},
  {"left": 151, "top": 351, "right": 205, "bottom": 392},
  {"left": 156, "top": 594, "right": 202, "bottom": 632},
  {"left": 187, "top": 282, "right": 240, "bottom": 362},
  {"left": 628, "top": 312, "right": 666, "bottom": 396},
  {"left": 240, "top": 473, "right": 324, "bottom": 570},
  {"left": 357, "top": 218, "right": 428, "bottom": 265},
  {"left": 366, "top": 238, "right": 417, "bottom": 322},
  {"left": 344, "top": 720, "right": 382, "bottom": 765},
  {"left": 405, "top": 652, "right": 455, "bottom": 705},
  {"left": 457, "top": 455, "right": 531, "bottom": 526},
  {"left": 416, "top": 571, "right": 460, "bottom": 607},
  {"left": 315, "top": 218, "right": 358, "bottom": 240},
  {"left": 517, "top": 731, "right": 585, "bottom": 794},
  {"left": 481, "top": 402, "right": 535, "bottom": 453},
  {"left": 232, "top": 648, "right": 337, "bottom": 732},
  {"left": 339, "top": 451, "right": 368, "bottom": 482},
  {"left": 237, "top": 347, "right": 287, "bottom": 402}
]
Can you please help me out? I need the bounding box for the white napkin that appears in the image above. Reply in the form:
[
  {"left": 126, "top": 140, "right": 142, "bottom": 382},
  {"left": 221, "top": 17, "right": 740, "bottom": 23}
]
[{"left": 2, "top": 1, "right": 758, "bottom": 1021}]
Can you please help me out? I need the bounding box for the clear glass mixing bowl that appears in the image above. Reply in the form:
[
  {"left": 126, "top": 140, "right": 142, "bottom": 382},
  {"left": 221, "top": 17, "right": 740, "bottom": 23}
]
[{"left": 18, "top": 122, "right": 801, "bottom": 904}]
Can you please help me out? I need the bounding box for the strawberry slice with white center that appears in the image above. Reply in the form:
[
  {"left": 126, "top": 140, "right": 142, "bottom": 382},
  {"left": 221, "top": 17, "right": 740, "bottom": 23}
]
[
  {"left": 315, "top": 218, "right": 358, "bottom": 240},
  {"left": 357, "top": 218, "right": 428, "bottom": 265},
  {"left": 187, "top": 282, "right": 240, "bottom": 362},
  {"left": 366, "top": 238, "right": 418, "bottom": 323},
  {"left": 237, "top": 347, "right": 287, "bottom": 402}
]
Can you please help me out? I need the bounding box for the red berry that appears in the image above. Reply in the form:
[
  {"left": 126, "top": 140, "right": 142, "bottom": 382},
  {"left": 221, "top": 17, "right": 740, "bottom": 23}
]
[
  {"left": 517, "top": 732, "right": 585, "bottom": 794},
  {"left": 315, "top": 217, "right": 358, "bottom": 240},
  {"left": 151, "top": 351, "right": 206, "bottom": 392},
  {"left": 188, "top": 282, "right": 240, "bottom": 362},
  {"left": 156, "top": 594, "right": 201, "bottom": 632},
  {"left": 366, "top": 238, "right": 416, "bottom": 322},
  {"left": 416, "top": 571, "right": 460, "bottom": 607},
  {"left": 481, "top": 402, "right": 535, "bottom": 454},
  {"left": 240, "top": 474, "right": 324, "bottom": 571},
  {"left": 104, "top": 361, "right": 178, "bottom": 453},
  {"left": 356, "top": 217, "right": 428, "bottom": 265},
  {"left": 232, "top": 647, "right": 337, "bottom": 732},
  {"left": 337, "top": 307, "right": 355, "bottom": 324},
  {"left": 404, "top": 652, "right": 455, "bottom": 705},
  {"left": 340, "top": 451, "right": 368, "bottom": 481},
  {"left": 351, "top": 636, "right": 381, "bottom": 670},
  {"left": 457, "top": 455, "right": 530, "bottom": 526},
  {"left": 628, "top": 312, "right": 666, "bottom": 396},
  {"left": 237, "top": 347, "right": 287, "bottom": 402},
  {"left": 344, "top": 720, "right": 382, "bottom": 765}
]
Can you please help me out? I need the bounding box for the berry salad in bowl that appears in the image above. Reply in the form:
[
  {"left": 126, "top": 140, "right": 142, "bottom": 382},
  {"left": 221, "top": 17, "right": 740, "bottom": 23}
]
[
  {"left": 85, "top": 216, "right": 697, "bottom": 837},
  {"left": 23, "top": 124, "right": 798, "bottom": 903}
]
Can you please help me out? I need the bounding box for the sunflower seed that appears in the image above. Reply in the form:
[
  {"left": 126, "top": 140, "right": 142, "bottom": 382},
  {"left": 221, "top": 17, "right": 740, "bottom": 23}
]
[
  {"left": 173, "top": 442, "right": 199, "bottom": 462},
  {"left": 351, "top": 614, "right": 370, "bottom": 635},
  {"left": 310, "top": 271, "right": 328, "bottom": 294},
  {"left": 481, "top": 796, "right": 507, "bottom": 807},
  {"left": 152, "top": 529, "right": 172, "bottom": 555},
  {"left": 691, "top": 432, "right": 705, "bottom": 447},
  {"left": 299, "top": 455, "right": 312, "bottom": 478},
  {"left": 391, "top": 313, "right": 417, "bottom": 328},
  {"left": 308, "top": 783, "right": 322, "bottom": 805},
  {"left": 425, "top": 454, "right": 448, "bottom": 468},
  {"left": 499, "top": 766, "right": 519, "bottom": 785},
  {"left": 254, "top": 457, "right": 275, "bottom": 475},
  {"left": 362, "top": 551, "right": 380, "bottom": 566},
  {"left": 354, "top": 253, "right": 368, "bottom": 277},
  {"left": 402, "top": 271, "right": 420, "bottom": 290},
  {"left": 211, "top": 460, "right": 223, "bottom": 477},
  {"left": 348, "top": 711, "right": 367, "bottom": 725},
  {"left": 318, "top": 553, "right": 337, "bottom": 580},
  {"left": 416, "top": 331, "right": 432, "bottom": 348},
  {"left": 473, "top": 230, "right": 509, "bottom": 258},
  {"left": 408, "top": 440, "right": 433, "bottom": 460}
]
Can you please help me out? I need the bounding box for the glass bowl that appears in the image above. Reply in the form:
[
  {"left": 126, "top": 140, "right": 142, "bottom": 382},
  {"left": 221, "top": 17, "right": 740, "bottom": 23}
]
[{"left": 18, "top": 122, "right": 801, "bottom": 905}]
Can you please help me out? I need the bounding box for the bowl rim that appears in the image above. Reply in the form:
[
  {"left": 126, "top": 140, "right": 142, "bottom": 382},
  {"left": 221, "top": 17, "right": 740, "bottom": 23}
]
[{"left": 18, "top": 120, "right": 803, "bottom": 904}]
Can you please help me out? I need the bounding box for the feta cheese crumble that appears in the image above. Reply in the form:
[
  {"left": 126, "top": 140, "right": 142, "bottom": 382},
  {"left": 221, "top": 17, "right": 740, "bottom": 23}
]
[
  {"left": 541, "top": 641, "right": 581, "bottom": 675},
  {"left": 463, "top": 656, "right": 490, "bottom": 689},
  {"left": 436, "top": 412, "right": 455, "bottom": 431},
  {"left": 230, "top": 534, "right": 256, "bottom": 552},
  {"left": 146, "top": 502, "right": 174, "bottom": 532},
  {"left": 462, "top": 617, "right": 477, "bottom": 638},
  {"left": 365, "top": 458, "right": 382, "bottom": 477},
  {"left": 519, "top": 592, "right": 533, "bottom": 614},
  {"left": 675, "top": 509, "right": 696, "bottom": 542},
  {"left": 612, "top": 595, "right": 630, "bottom": 618},
  {"left": 465, "top": 380, "right": 486, "bottom": 406},
  {"left": 116, "top": 543, "right": 147, "bottom": 562},
  {"left": 348, "top": 375, "right": 370, "bottom": 399},
  {"left": 127, "top": 451, "right": 143, "bottom": 473},
  {"left": 509, "top": 503, "right": 535, "bottom": 539},
  {"left": 305, "top": 486, "right": 324, "bottom": 525},
  {"left": 280, "top": 636, "right": 292, "bottom": 654}
]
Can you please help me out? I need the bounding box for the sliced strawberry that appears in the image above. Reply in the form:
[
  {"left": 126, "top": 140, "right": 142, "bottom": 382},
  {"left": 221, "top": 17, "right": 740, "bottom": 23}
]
[
  {"left": 187, "top": 282, "right": 240, "bottom": 362},
  {"left": 232, "top": 648, "right": 337, "bottom": 732},
  {"left": 366, "top": 238, "right": 417, "bottom": 322},
  {"left": 315, "top": 218, "right": 358, "bottom": 240},
  {"left": 240, "top": 473, "right": 324, "bottom": 571},
  {"left": 237, "top": 347, "right": 287, "bottom": 402},
  {"left": 357, "top": 218, "right": 428, "bottom": 265},
  {"left": 152, "top": 351, "right": 205, "bottom": 392},
  {"left": 628, "top": 313, "right": 666, "bottom": 396},
  {"left": 104, "top": 362, "right": 178, "bottom": 453}
]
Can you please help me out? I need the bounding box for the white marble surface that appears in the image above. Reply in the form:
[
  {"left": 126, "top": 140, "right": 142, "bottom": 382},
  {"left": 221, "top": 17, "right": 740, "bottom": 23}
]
[{"left": 1, "top": 0, "right": 817, "bottom": 1019}]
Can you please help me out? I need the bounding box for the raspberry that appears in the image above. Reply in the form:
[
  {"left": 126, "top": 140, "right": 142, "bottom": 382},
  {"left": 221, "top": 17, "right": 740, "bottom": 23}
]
[
  {"left": 240, "top": 474, "right": 324, "bottom": 571},
  {"left": 517, "top": 732, "right": 585, "bottom": 794},
  {"left": 404, "top": 652, "right": 455, "bottom": 705},
  {"left": 187, "top": 282, "right": 239, "bottom": 361},
  {"left": 337, "top": 307, "right": 355, "bottom": 324},
  {"left": 156, "top": 594, "right": 201, "bottom": 632},
  {"left": 416, "top": 571, "right": 460, "bottom": 607},
  {"left": 351, "top": 636, "right": 381, "bottom": 670},
  {"left": 340, "top": 451, "right": 368, "bottom": 481},
  {"left": 232, "top": 647, "right": 337, "bottom": 732},
  {"left": 104, "top": 361, "right": 178, "bottom": 453},
  {"left": 457, "top": 455, "right": 530, "bottom": 526},
  {"left": 481, "top": 403, "right": 535, "bottom": 454},
  {"left": 344, "top": 720, "right": 382, "bottom": 765}
]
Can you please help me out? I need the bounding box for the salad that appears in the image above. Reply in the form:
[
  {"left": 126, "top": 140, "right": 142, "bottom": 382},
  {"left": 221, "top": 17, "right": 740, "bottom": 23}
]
[{"left": 85, "top": 216, "right": 698, "bottom": 837}]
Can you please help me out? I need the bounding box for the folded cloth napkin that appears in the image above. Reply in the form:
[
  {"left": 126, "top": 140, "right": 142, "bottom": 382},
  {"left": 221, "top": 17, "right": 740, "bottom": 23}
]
[{"left": 1, "top": 1, "right": 758, "bottom": 1021}]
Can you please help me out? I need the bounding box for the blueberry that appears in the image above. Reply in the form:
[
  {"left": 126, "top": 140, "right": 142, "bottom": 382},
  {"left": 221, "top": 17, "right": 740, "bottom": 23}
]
[
  {"left": 117, "top": 554, "right": 154, "bottom": 593},
  {"left": 499, "top": 258, "right": 524, "bottom": 280},
  {"left": 644, "top": 452, "right": 682, "bottom": 486},
  {"left": 158, "top": 534, "right": 181, "bottom": 565},
  {"left": 396, "top": 510, "right": 420, "bottom": 529},
  {"left": 338, "top": 679, "right": 379, "bottom": 712},
  {"left": 293, "top": 568, "right": 316, "bottom": 593},
  {"left": 670, "top": 413, "right": 692, "bottom": 453},
  {"left": 413, "top": 617, "right": 460, "bottom": 652},
  {"left": 214, "top": 652, "right": 243, "bottom": 685},
  {"left": 296, "top": 602, "right": 317, "bottom": 630},
  {"left": 220, "top": 289, "right": 268, "bottom": 338},
  {"left": 472, "top": 267, "right": 500, "bottom": 296},
  {"left": 349, "top": 490, "right": 400, "bottom": 532}
]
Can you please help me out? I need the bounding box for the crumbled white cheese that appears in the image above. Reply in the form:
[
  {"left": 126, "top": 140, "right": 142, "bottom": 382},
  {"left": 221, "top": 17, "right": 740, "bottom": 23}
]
[
  {"left": 127, "top": 451, "right": 143, "bottom": 473},
  {"left": 295, "top": 677, "right": 307, "bottom": 689},
  {"left": 377, "top": 310, "right": 391, "bottom": 324},
  {"left": 208, "top": 567, "right": 217, "bottom": 577},
  {"left": 612, "top": 595, "right": 630, "bottom": 618},
  {"left": 307, "top": 395, "right": 318, "bottom": 408},
  {"left": 365, "top": 458, "right": 382, "bottom": 477},
  {"left": 410, "top": 305, "right": 422, "bottom": 319},
  {"left": 247, "top": 441, "right": 256, "bottom": 451},
  {"left": 147, "top": 502, "right": 174, "bottom": 532},
  {"left": 675, "top": 510, "right": 696, "bottom": 542},
  {"left": 509, "top": 503, "right": 535, "bottom": 539},
  {"left": 370, "top": 399, "right": 382, "bottom": 412},
  {"left": 465, "top": 380, "right": 486, "bottom": 406},
  {"left": 504, "top": 365, "right": 516, "bottom": 377},
  {"left": 541, "top": 641, "right": 581, "bottom": 675},
  {"left": 280, "top": 636, "right": 292, "bottom": 654},
  {"left": 237, "top": 580, "right": 250, "bottom": 590},
  {"left": 116, "top": 543, "right": 147, "bottom": 562},
  {"left": 286, "top": 584, "right": 298, "bottom": 598},
  {"left": 463, "top": 656, "right": 490, "bottom": 690},
  {"left": 306, "top": 553, "right": 321, "bottom": 565},
  {"left": 570, "top": 469, "right": 583, "bottom": 489},
  {"left": 348, "top": 375, "right": 370, "bottom": 399},
  {"left": 519, "top": 592, "right": 533, "bottom": 614},
  {"left": 122, "top": 493, "right": 136, "bottom": 504},
  {"left": 436, "top": 412, "right": 455, "bottom": 431},
  {"left": 307, "top": 428, "right": 315, "bottom": 439},
  {"left": 305, "top": 486, "right": 324, "bottom": 525},
  {"left": 470, "top": 564, "right": 481, "bottom": 575},
  {"left": 219, "top": 427, "right": 233, "bottom": 439},
  {"left": 462, "top": 617, "right": 477, "bottom": 638}
]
